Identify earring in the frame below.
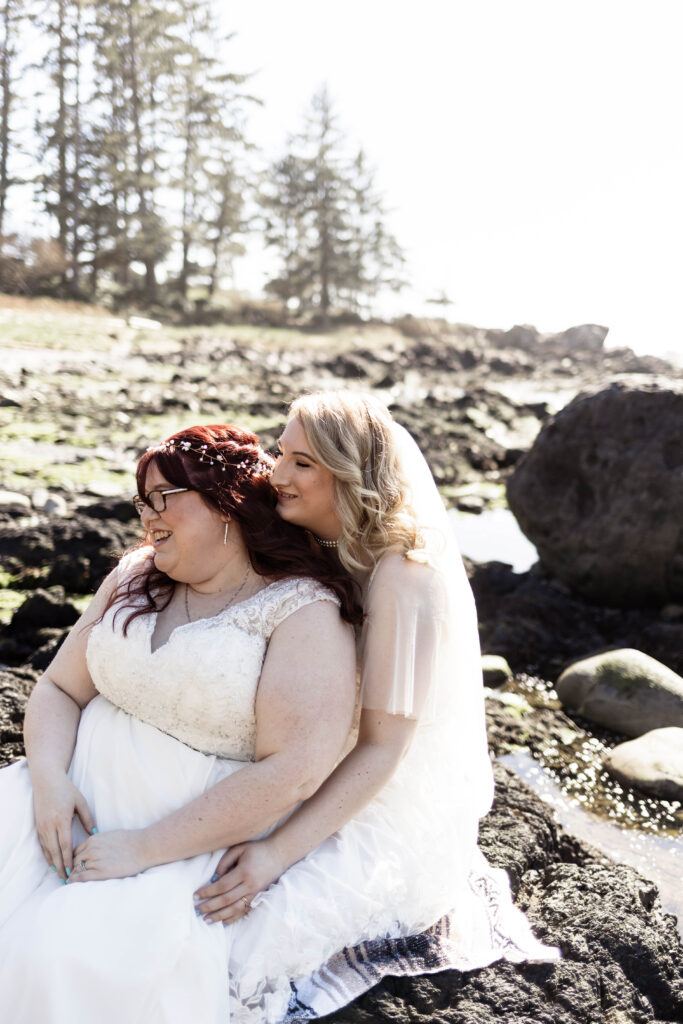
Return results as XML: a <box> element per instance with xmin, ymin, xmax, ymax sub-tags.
<box><xmin>223</xmin><ymin>520</ymin><xmax>229</xmax><ymax>546</ymax></box>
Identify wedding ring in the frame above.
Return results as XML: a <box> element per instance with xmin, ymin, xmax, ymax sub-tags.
<box><xmin>240</xmin><ymin>897</ymin><xmax>251</xmax><ymax>911</ymax></box>
<box><xmin>78</xmin><ymin>860</ymin><xmax>87</xmax><ymax>871</ymax></box>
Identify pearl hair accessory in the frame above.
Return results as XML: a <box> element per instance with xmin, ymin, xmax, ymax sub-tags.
<box><xmin>147</xmin><ymin>439</ymin><xmax>273</xmax><ymax>476</ymax></box>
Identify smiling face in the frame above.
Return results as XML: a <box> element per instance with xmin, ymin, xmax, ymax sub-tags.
<box><xmin>270</xmin><ymin>417</ymin><xmax>342</xmax><ymax>541</ymax></box>
<box><xmin>140</xmin><ymin>461</ymin><xmax>230</xmax><ymax>585</ymax></box>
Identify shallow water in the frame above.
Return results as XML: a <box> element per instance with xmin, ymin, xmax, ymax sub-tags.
<box><xmin>500</xmin><ymin>749</ymin><xmax>683</xmax><ymax>937</ymax></box>
<box><xmin>450</xmin><ymin>507</ymin><xmax>537</xmax><ymax>572</ymax></box>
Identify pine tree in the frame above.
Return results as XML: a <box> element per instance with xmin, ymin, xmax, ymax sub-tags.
<box><xmin>85</xmin><ymin>0</ymin><xmax>182</xmax><ymax>303</ymax></box>
<box><xmin>262</xmin><ymin>86</ymin><xmax>404</xmax><ymax>322</ymax></box>
<box><xmin>168</xmin><ymin>3</ymin><xmax>252</xmax><ymax>302</ymax></box>
<box><xmin>33</xmin><ymin>0</ymin><xmax>92</xmax><ymax>293</ymax></box>
<box><xmin>0</xmin><ymin>0</ymin><xmax>31</xmax><ymax>252</ymax></box>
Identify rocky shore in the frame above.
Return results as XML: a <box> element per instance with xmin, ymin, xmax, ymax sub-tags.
<box><xmin>1</xmin><ymin>303</ymin><xmax>682</xmax><ymax>1022</ymax></box>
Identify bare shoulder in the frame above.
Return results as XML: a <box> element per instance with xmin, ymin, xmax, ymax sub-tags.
<box><xmin>370</xmin><ymin>550</ymin><xmax>443</xmax><ymax>601</ymax></box>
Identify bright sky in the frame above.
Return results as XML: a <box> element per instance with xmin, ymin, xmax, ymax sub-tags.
<box><xmin>222</xmin><ymin>0</ymin><xmax>683</xmax><ymax>362</ymax></box>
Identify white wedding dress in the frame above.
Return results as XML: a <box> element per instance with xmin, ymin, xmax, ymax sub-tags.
<box><xmin>0</xmin><ymin>547</ymin><xmax>557</xmax><ymax>1024</ymax></box>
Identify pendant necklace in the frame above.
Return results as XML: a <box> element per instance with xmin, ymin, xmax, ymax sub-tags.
<box><xmin>185</xmin><ymin>564</ymin><xmax>251</xmax><ymax>623</ymax></box>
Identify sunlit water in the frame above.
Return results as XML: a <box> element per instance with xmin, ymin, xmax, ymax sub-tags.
<box><xmin>499</xmin><ymin>750</ymin><xmax>683</xmax><ymax>936</ymax></box>
<box><xmin>451</xmin><ymin>510</ymin><xmax>683</xmax><ymax>933</ymax></box>
<box><xmin>449</xmin><ymin>507</ymin><xmax>538</xmax><ymax>573</ymax></box>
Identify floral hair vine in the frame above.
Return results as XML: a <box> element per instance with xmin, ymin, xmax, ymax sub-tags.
<box><xmin>147</xmin><ymin>439</ymin><xmax>274</xmax><ymax>476</ymax></box>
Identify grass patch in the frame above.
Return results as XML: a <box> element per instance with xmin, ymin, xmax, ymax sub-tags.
<box><xmin>0</xmin><ymin>303</ymin><xmax>126</xmax><ymax>350</ymax></box>
<box><xmin>0</xmin><ymin>588</ymin><xmax>25</xmax><ymax>624</ymax></box>
<box><xmin>1</xmin><ymin>457</ymin><xmax>134</xmax><ymax>496</ymax></box>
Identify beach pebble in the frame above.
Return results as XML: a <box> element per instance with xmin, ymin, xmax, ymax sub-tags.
<box><xmin>0</xmin><ymin>489</ymin><xmax>31</xmax><ymax>510</ymax></box>
<box><xmin>481</xmin><ymin>654</ymin><xmax>513</xmax><ymax>687</ymax></box>
<box><xmin>556</xmin><ymin>648</ymin><xmax>683</xmax><ymax>737</ymax></box>
<box><xmin>32</xmin><ymin>488</ymin><xmax>68</xmax><ymax>516</ymax></box>
<box><xmin>603</xmin><ymin>727</ymin><xmax>683</xmax><ymax>800</ymax></box>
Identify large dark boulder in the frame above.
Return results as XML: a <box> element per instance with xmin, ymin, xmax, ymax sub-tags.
<box><xmin>506</xmin><ymin>380</ymin><xmax>683</xmax><ymax>605</ymax></box>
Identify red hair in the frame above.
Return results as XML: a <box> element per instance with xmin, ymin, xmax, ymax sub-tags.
<box><xmin>104</xmin><ymin>423</ymin><xmax>362</xmax><ymax>629</ymax></box>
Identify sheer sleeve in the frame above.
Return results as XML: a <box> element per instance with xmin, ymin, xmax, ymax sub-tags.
<box><xmin>357</xmin><ymin>423</ymin><xmax>494</xmax><ymax>819</ymax></box>
<box><xmin>359</xmin><ymin>553</ymin><xmax>447</xmax><ymax>719</ymax></box>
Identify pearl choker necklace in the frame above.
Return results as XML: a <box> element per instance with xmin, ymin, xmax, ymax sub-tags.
<box><xmin>314</xmin><ymin>535</ymin><xmax>339</xmax><ymax>548</ymax></box>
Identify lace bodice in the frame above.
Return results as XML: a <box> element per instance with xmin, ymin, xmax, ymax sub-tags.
<box><xmin>86</xmin><ymin>549</ymin><xmax>340</xmax><ymax>760</ymax></box>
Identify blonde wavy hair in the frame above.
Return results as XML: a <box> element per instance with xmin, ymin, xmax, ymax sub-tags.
<box><xmin>289</xmin><ymin>391</ymin><xmax>425</xmax><ymax>573</ymax></box>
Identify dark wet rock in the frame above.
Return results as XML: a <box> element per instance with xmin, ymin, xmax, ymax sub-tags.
<box><xmin>4</xmin><ymin>590</ymin><xmax>79</xmax><ymax>667</ymax></box>
<box><xmin>481</xmin><ymin>654</ymin><xmax>513</xmax><ymax>687</ymax></box>
<box><xmin>470</xmin><ymin>561</ymin><xmax>683</xmax><ymax>681</ymax></box>
<box><xmin>325</xmin><ymin>764</ymin><xmax>683</xmax><ymax>1024</ymax></box>
<box><xmin>556</xmin><ymin>650</ymin><xmax>683</xmax><ymax>737</ymax></box>
<box><xmin>0</xmin><ymin>512</ymin><xmax>138</xmax><ymax>592</ymax></box>
<box><xmin>0</xmin><ymin>666</ymin><xmax>36</xmax><ymax>767</ymax></box>
<box><xmin>10</xmin><ymin>588</ymin><xmax>80</xmax><ymax>631</ymax></box>
<box><xmin>78</xmin><ymin>497</ymin><xmax>139</xmax><ymax>524</ymax></box>
<box><xmin>603</xmin><ymin>728</ymin><xmax>683</xmax><ymax>801</ymax></box>
<box><xmin>507</xmin><ymin>380</ymin><xmax>683</xmax><ymax>606</ymax></box>
<box><xmin>28</xmin><ymin>629</ymin><xmax>69</xmax><ymax>671</ymax></box>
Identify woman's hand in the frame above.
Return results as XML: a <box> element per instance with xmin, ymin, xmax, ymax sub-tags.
<box><xmin>32</xmin><ymin>771</ymin><xmax>96</xmax><ymax>880</ymax></box>
<box><xmin>194</xmin><ymin>839</ymin><xmax>286</xmax><ymax>924</ymax></box>
<box><xmin>67</xmin><ymin>829</ymin><xmax>150</xmax><ymax>884</ymax></box>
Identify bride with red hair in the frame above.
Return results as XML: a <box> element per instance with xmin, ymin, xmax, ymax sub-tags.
<box><xmin>0</xmin><ymin>423</ymin><xmax>359</xmax><ymax>1023</ymax></box>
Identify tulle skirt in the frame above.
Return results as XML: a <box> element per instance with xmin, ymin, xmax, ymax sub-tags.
<box><xmin>0</xmin><ymin>696</ymin><xmax>558</xmax><ymax>1024</ymax></box>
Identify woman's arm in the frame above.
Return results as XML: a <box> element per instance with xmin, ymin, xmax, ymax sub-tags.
<box><xmin>194</xmin><ymin>707</ymin><xmax>416</xmax><ymax>921</ymax></box>
<box><xmin>24</xmin><ymin>568</ymin><xmax>118</xmax><ymax>877</ymax></box>
<box><xmin>68</xmin><ymin>599</ymin><xmax>357</xmax><ymax>882</ymax></box>
<box><xmin>195</xmin><ymin>554</ymin><xmax>435</xmax><ymax>922</ymax></box>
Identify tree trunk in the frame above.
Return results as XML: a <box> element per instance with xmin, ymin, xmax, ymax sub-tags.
<box><xmin>0</xmin><ymin>0</ymin><xmax>14</xmax><ymax>249</ymax></box>
<box><xmin>126</xmin><ymin>2</ymin><xmax>156</xmax><ymax>304</ymax></box>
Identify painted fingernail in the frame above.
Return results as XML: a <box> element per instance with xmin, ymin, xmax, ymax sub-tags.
<box><xmin>61</xmin><ymin>879</ymin><xmax>67</xmax><ymax>886</ymax></box>
<box><xmin>92</xmin><ymin>827</ymin><xmax>99</xmax><ymax>834</ymax></box>
<box><xmin>210</xmin><ymin>873</ymin><xmax>219</xmax><ymax>883</ymax></box>
<box><xmin>50</xmin><ymin>864</ymin><xmax>57</xmax><ymax>872</ymax></box>
<box><xmin>193</xmin><ymin>894</ymin><xmax>201</xmax><ymax>902</ymax></box>
<box><xmin>195</xmin><ymin>908</ymin><xmax>202</xmax><ymax>917</ymax></box>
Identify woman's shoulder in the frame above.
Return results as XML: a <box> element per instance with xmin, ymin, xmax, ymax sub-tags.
<box><xmin>253</xmin><ymin>575</ymin><xmax>341</xmax><ymax>636</ymax></box>
<box><xmin>370</xmin><ymin>549</ymin><xmax>441</xmax><ymax>593</ymax></box>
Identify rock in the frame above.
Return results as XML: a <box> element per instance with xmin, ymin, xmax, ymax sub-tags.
<box><xmin>481</xmin><ymin>654</ymin><xmax>513</xmax><ymax>687</ymax></box>
<box><xmin>0</xmin><ymin>512</ymin><xmax>137</xmax><ymax>592</ymax></box>
<box><xmin>10</xmin><ymin>589</ymin><xmax>81</xmax><ymax>631</ymax></box>
<box><xmin>556</xmin><ymin>649</ymin><xmax>683</xmax><ymax>737</ymax></box>
<box><xmin>324</xmin><ymin>765</ymin><xmax>683</xmax><ymax>1024</ymax></box>
<box><xmin>32</xmin><ymin>489</ymin><xmax>68</xmax><ymax>516</ymax></box>
<box><xmin>28</xmin><ymin>629</ymin><xmax>69</xmax><ymax>671</ymax></box>
<box><xmin>456</xmin><ymin>495</ymin><xmax>485</xmax><ymax>514</ymax></box>
<box><xmin>0</xmin><ymin>666</ymin><xmax>37</xmax><ymax>767</ymax></box>
<box><xmin>603</xmin><ymin>727</ymin><xmax>683</xmax><ymax>800</ymax></box>
<box><xmin>80</xmin><ymin>497</ymin><xmax>139</xmax><ymax>523</ymax></box>
<box><xmin>469</xmin><ymin>559</ymin><xmax>683</xmax><ymax>681</ymax></box>
<box><xmin>0</xmin><ymin>489</ymin><xmax>31</xmax><ymax>510</ymax></box>
<box><xmin>506</xmin><ymin>380</ymin><xmax>683</xmax><ymax>605</ymax></box>
<box><xmin>551</xmin><ymin>324</ymin><xmax>608</xmax><ymax>354</ymax></box>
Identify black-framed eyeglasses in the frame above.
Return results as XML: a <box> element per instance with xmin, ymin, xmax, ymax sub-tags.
<box><xmin>132</xmin><ymin>488</ymin><xmax>191</xmax><ymax>516</ymax></box>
